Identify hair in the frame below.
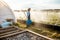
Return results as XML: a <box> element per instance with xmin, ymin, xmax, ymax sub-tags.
<box><xmin>28</xmin><ymin>8</ymin><xmax>31</xmax><ymax>11</ymax></box>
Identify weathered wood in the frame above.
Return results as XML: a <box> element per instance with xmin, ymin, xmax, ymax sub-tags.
<box><xmin>0</xmin><ymin>27</ymin><xmax>17</xmax><ymax>33</ymax></box>
<box><xmin>0</xmin><ymin>29</ymin><xmax>54</xmax><ymax>40</ymax></box>
<box><xmin>0</xmin><ymin>26</ymin><xmax>22</xmax><ymax>38</ymax></box>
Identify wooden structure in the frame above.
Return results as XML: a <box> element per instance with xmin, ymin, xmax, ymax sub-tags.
<box><xmin>0</xmin><ymin>27</ymin><xmax>54</xmax><ymax>40</ymax></box>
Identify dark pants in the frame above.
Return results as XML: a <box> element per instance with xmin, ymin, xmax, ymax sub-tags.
<box><xmin>28</xmin><ymin>15</ymin><xmax>30</xmax><ymax>20</ymax></box>
<box><xmin>26</xmin><ymin>15</ymin><xmax>31</xmax><ymax>27</ymax></box>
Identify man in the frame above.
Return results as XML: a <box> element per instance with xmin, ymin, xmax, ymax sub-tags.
<box><xmin>27</xmin><ymin>8</ymin><xmax>31</xmax><ymax>20</ymax></box>
<box><xmin>26</xmin><ymin>8</ymin><xmax>32</xmax><ymax>27</ymax></box>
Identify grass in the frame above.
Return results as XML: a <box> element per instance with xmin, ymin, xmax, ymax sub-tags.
<box><xmin>14</xmin><ymin>21</ymin><xmax>60</xmax><ymax>39</ymax></box>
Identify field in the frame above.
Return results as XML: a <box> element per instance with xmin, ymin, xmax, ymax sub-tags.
<box><xmin>14</xmin><ymin>20</ymin><xmax>60</xmax><ymax>40</ymax></box>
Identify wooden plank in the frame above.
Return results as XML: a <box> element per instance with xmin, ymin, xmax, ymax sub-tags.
<box><xmin>0</xmin><ymin>27</ymin><xmax>17</xmax><ymax>33</ymax></box>
<box><xmin>0</xmin><ymin>29</ymin><xmax>20</xmax><ymax>36</ymax></box>
<box><xmin>0</xmin><ymin>26</ymin><xmax>22</xmax><ymax>38</ymax></box>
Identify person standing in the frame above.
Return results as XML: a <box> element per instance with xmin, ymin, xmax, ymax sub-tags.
<box><xmin>26</xmin><ymin>8</ymin><xmax>32</xmax><ymax>28</ymax></box>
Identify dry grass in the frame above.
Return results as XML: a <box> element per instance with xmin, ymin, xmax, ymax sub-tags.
<box><xmin>14</xmin><ymin>21</ymin><xmax>60</xmax><ymax>39</ymax></box>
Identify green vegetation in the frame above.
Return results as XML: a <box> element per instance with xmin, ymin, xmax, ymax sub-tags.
<box><xmin>47</xmin><ymin>12</ymin><xmax>60</xmax><ymax>26</ymax></box>
<box><xmin>14</xmin><ymin>21</ymin><xmax>60</xmax><ymax>39</ymax></box>
<box><xmin>15</xmin><ymin>12</ymin><xmax>60</xmax><ymax>39</ymax></box>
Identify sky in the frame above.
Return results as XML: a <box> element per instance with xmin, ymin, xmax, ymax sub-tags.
<box><xmin>3</xmin><ymin>0</ymin><xmax>60</xmax><ymax>10</ymax></box>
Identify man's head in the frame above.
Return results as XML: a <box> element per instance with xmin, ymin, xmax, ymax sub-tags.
<box><xmin>28</xmin><ymin>8</ymin><xmax>31</xmax><ymax>11</ymax></box>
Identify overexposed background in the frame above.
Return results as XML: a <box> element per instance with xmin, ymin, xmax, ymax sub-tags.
<box><xmin>3</xmin><ymin>0</ymin><xmax>60</xmax><ymax>23</ymax></box>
